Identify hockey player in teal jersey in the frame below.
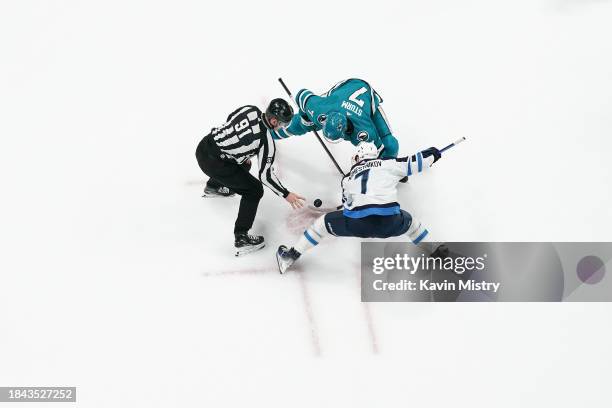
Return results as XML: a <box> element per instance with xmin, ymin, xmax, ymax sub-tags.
<box><xmin>270</xmin><ymin>78</ymin><xmax>400</xmax><ymax>159</ymax></box>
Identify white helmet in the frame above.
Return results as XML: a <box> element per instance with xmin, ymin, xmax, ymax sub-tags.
<box><xmin>352</xmin><ymin>142</ymin><xmax>379</xmax><ymax>165</ymax></box>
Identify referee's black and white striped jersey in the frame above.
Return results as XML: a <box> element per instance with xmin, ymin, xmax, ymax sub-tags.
<box><xmin>210</xmin><ymin>105</ymin><xmax>289</xmax><ymax>197</ymax></box>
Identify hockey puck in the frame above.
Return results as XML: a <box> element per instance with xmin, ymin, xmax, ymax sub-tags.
<box><xmin>313</xmin><ymin>199</ymin><xmax>322</xmax><ymax>208</ymax></box>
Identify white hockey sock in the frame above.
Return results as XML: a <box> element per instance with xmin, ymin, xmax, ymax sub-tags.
<box><xmin>294</xmin><ymin>215</ymin><xmax>330</xmax><ymax>254</ymax></box>
<box><xmin>406</xmin><ymin>217</ymin><xmax>429</xmax><ymax>244</ymax></box>
<box><xmin>405</xmin><ymin>217</ymin><xmax>437</xmax><ymax>254</ymax></box>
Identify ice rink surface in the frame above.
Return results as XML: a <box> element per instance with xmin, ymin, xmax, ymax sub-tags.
<box><xmin>1</xmin><ymin>0</ymin><xmax>612</xmax><ymax>407</ymax></box>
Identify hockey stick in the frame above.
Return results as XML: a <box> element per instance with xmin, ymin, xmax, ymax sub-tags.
<box><xmin>440</xmin><ymin>136</ymin><xmax>466</xmax><ymax>153</ymax></box>
<box><xmin>277</xmin><ymin>78</ymin><xmax>347</xmax><ymax>177</ymax></box>
<box><xmin>307</xmin><ymin>137</ymin><xmax>467</xmax><ymax>213</ymax></box>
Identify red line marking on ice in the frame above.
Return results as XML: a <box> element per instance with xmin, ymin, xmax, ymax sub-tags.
<box><xmin>201</xmin><ymin>252</ymin><xmax>322</xmax><ymax>356</ymax></box>
<box><xmin>204</xmin><ymin>265</ymin><xmax>322</xmax><ymax>356</ymax></box>
<box><xmin>362</xmin><ymin>302</ymin><xmax>379</xmax><ymax>354</ymax></box>
<box><xmin>297</xmin><ymin>271</ymin><xmax>321</xmax><ymax>356</ymax></box>
<box><xmin>185</xmin><ymin>179</ymin><xmax>206</xmax><ymax>186</ymax></box>
<box><xmin>283</xmin><ymin>210</ymin><xmax>321</xmax><ymax>356</ymax></box>
<box><xmin>355</xmin><ymin>264</ymin><xmax>379</xmax><ymax>354</ymax></box>
<box><xmin>202</xmin><ymin>267</ymin><xmax>272</xmax><ymax>277</ymax></box>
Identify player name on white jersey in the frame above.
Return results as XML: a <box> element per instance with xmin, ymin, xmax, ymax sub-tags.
<box><xmin>349</xmin><ymin>159</ymin><xmax>382</xmax><ymax>177</ymax></box>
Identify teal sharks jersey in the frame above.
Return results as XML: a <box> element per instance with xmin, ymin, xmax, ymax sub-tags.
<box><xmin>271</xmin><ymin>78</ymin><xmax>399</xmax><ymax>158</ymax></box>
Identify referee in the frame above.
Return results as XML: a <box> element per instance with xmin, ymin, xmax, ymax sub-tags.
<box><xmin>196</xmin><ymin>98</ymin><xmax>305</xmax><ymax>256</ymax></box>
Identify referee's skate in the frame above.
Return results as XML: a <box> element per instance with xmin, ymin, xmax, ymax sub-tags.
<box><xmin>202</xmin><ymin>185</ymin><xmax>235</xmax><ymax>198</ymax></box>
<box><xmin>234</xmin><ymin>233</ymin><xmax>265</xmax><ymax>257</ymax></box>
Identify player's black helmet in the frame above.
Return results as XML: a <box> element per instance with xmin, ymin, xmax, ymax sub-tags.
<box><xmin>266</xmin><ymin>98</ymin><xmax>294</xmax><ymax>126</ymax></box>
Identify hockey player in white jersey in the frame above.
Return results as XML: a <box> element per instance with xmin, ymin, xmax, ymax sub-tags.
<box><xmin>276</xmin><ymin>142</ymin><xmax>445</xmax><ymax>274</ymax></box>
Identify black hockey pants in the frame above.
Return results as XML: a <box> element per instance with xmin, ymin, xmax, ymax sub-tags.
<box><xmin>195</xmin><ymin>134</ymin><xmax>263</xmax><ymax>235</ymax></box>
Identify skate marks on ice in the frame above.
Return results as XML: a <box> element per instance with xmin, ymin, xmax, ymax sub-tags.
<box><xmin>284</xmin><ymin>207</ymin><xmax>321</xmax><ymax>235</ymax></box>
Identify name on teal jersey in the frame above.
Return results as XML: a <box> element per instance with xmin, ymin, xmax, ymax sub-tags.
<box><xmin>341</xmin><ymin>100</ymin><xmax>363</xmax><ymax>117</ymax></box>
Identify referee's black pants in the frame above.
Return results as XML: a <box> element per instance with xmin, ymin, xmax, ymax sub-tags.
<box><xmin>195</xmin><ymin>135</ymin><xmax>264</xmax><ymax>235</ymax></box>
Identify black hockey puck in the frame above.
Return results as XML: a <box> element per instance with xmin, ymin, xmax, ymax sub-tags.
<box><xmin>313</xmin><ymin>199</ymin><xmax>322</xmax><ymax>208</ymax></box>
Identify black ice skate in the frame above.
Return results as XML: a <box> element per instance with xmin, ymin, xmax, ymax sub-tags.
<box><xmin>234</xmin><ymin>233</ymin><xmax>265</xmax><ymax>257</ymax></box>
<box><xmin>276</xmin><ymin>245</ymin><xmax>301</xmax><ymax>274</ymax></box>
<box><xmin>202</xmin><ymin>185</ymin><xmax>235</xmax><ymax>198</ymax></box>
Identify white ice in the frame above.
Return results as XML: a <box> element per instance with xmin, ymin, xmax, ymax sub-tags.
<box><xmin>1</xmin><ymin>0</ymin><xmax>612</xmax><ymax>407</ymax></box>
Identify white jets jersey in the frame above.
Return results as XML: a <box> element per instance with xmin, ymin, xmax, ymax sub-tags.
<box><xmin>341</xmin><ymin>151</ymin><xmax>435</xmax><ymax>218</ymax></box>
